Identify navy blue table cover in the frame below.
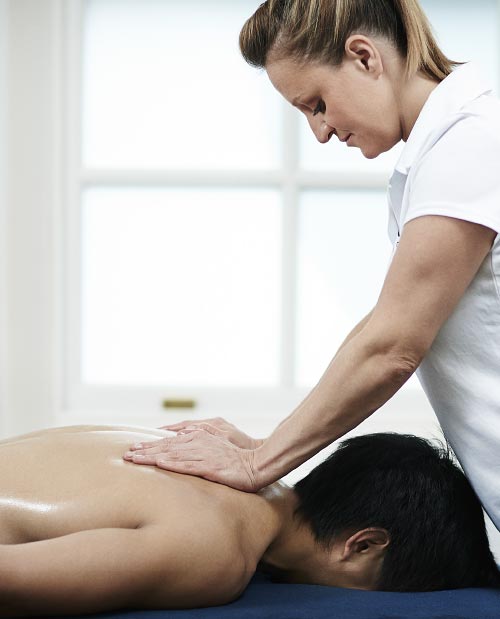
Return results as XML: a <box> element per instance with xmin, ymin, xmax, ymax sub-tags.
<box><xmin>62</xmin><ymin>572</ymin><xmax>500</xmax><ymax>619</ymax></box>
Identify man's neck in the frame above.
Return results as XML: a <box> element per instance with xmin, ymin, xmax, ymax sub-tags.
<box><xmin>257</xmin><ymin>484</ymin><xmax>323</xmax><ymax>580</ymax></box>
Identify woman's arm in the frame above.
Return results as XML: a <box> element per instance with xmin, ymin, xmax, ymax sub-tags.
<box><xmin>253</xmin><ymin>215</ymin><xmax>496</xmax><ymax>484</ymax></box>
<box><xmin>127</xmin><ymin>308</ymin><xmax>376</xmax><ymax>454</ymax></box>
<box><xmin>126</xmin><ymin>215</ymin><xmax>496</xmax><ymax>490</ymax></box>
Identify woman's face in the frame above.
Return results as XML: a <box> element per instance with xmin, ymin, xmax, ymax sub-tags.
<box><xmin>265</xmin><ymin>38</ymin><xmax>403</xmax><ymax>159</ymax></box>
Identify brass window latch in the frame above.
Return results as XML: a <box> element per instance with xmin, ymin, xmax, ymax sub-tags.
<box><xmin>162</xmin><ymin>399</ymin><xmax>197</xmax><ymax>409</ymax></box>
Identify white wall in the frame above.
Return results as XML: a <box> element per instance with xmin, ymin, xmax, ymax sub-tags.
<box><xmin>2</xmin><ymin>0</ymin><xmax>63</xmax><ymax>436</ymax></box>
<box><xmin>0</xmin><ymin>0</ymin><xmax>8</xmax><ymax>438</ymax></box>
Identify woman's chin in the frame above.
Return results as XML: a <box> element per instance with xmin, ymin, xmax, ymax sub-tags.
<box><xmin>359</xmin><ymin>142</ymin><xmax>389</xmax><ymax>159</ymax></box>
<box><xmin>359</xmin><ymin>146</ymin><xmax>379</xmax><ymax>159</ymax></box>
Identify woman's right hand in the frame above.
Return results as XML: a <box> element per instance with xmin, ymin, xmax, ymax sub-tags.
<box><xmin>140</xmin><ymin>417</ymin><xmax>264</xmax><ymax>451</ymax></box>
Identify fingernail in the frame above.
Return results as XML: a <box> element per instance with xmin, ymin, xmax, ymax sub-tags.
<box><xmin>124</xmin><ymin>451</ymin><xmax>134</xmax><ymax>458</ymax></box>
<box><xmin>133</xmin><ymin>454</ymin><xmax>146</xmax><ymax>460</ymax></box>
<box><xmin>133</xmin><ymin>443</ymin><xmax>143</xmax><ymax>449</ymax></box>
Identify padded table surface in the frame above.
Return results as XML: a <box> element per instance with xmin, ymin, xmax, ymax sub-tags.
<box><xmin>63</xmin><ymin>572</ymin><xmax>500</xmax><ymax>619</ymax></box>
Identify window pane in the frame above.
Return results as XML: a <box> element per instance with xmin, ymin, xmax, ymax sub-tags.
<box><xmin>295</xmin><ymin>190</ymin><xmax>391</xmax><ymax>387</ymax></box>
<box><xmin>300</xmin><ymin>0</ymin><xmax>499</xmax><ymax>172</ymax></box>
<box><xmin>82</xmin><ymin>0</ymin><xmax>281</xmax><ymax>170</ymax></box>
<box><xmin>421</xmin><ymin>0</ymin><xmax>499</xmax><ymax>95</ymax></box>
<box><xmin>81</xmin><ymin>188</ymin><xmax>282</xmax><ymax>386</ymax></box>
<box><xmin>300</xmin><ymin>129</ymin><xmax>404</xmax><ymax>175</ymax></box>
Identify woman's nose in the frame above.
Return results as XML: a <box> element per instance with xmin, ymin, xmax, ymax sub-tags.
<box><xmin>309</xmin><ymin>117</ymin><xmax>334</xmax><ymax>144</ymax></box>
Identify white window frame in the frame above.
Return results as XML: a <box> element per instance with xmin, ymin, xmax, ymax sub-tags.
<box><xmin>6</xmin><ymin>0</ymin><xmax>499</xmax><ymax>436</ymax></box>
<box><xmin>63</xmin><ymin>0</ymin><xmax>395</xmax><ymax>424</ymax></box>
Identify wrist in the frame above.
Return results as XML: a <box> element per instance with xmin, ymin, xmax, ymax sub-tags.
<box><xmin>251</xmin><ymin>440</ymin><xmax>283</xmax><ymax>490</ymax></box>
<box><xmin>251</xmin><ymin>437</ymin><xmax>265</xmax><ymax>450</ymax></box>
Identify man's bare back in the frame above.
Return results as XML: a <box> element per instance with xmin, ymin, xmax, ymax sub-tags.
<box><xmin>0</xmin><ymin>425</ymin><xmax>281</xmax><ymax>616</ymax></box>
<box><xmin>2</xmin><ymin>425</ymin><xmax>495</xmax><ymax>616</ymax></box>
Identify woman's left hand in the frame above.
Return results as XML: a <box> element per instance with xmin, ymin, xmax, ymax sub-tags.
<box><xmin>158</xmin><ymin>417</ymin><xmax>264</xmax><ymax>450</ymax></box>
<box><xmin>123</xmin><ymin>428</ymin><xmax>263</xmax><ymax>492</ymax></box>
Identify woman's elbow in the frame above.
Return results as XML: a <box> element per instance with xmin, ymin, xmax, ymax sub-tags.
<box><xmin>388</xmin><ymin>351</ymin><xmax>422</xmax><ymax>383</ymax></box>
<box><xmin>364</xmin><ymin>330</ymin><xmax>426</xmax><ymax>382</ymax></box>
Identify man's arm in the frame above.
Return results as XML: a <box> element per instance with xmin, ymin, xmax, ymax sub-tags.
<box><xmin>0</xmin><ymin>525</ymin><xmax>246</xmax><ymax>616</ymax></box>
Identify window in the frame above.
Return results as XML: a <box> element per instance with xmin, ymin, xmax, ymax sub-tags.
<box><xmin>64</xmin><ymin>0</ymin><xmax>500</xmax><ymax>427</ymax></box>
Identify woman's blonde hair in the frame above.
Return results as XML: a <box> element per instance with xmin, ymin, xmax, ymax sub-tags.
<box><xmin>239</xmin><ymin>0</ymin><xmax>463</xmax><ymax>81</ymax></box>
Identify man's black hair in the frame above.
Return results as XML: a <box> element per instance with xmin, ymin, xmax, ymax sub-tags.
<box><xmin>293</xmin><ymin>433</ymin><xmax>500</xmax><ymax>592</ymax></box>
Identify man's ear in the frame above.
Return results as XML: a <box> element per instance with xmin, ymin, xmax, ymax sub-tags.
<box><xmin>341</xmin><ymin>528</ymin><xmax>390</xmax><ymax>561</ymax></box>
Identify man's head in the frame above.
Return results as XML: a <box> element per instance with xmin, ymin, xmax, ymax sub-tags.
<box><xmin>292</xmin><ymin>433</ymin><xmax>500</xmax><ymax>592</ymax></box>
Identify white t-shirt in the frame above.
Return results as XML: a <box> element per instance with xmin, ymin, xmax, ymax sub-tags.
<box><xmin>387</xmin><ymin>62</ymin><xmax>500</xmax><ymax>531</ymax></box>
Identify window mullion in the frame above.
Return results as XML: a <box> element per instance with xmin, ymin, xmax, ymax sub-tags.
<box><xmin>65</xmin><ymin>0</ymin><xmax>84</xmax><ymax>413</ymax></box>
<box><xmin>498</xmin><ymin>0</ymin><xmax>500</xmax><ymax>90</ymax></box>
<box><xmin>80</xmin><ymin>169</ymin><xmax>286</xmax><ymax>188</ymax></box>
<box><xmin>280</xmin><ymin>103</ymin><xmax>300</xmax><ymax>388</ymax></box>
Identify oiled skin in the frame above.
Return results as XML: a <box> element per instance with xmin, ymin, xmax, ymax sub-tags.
<box><xmin>0</xmin><ymin>425</ymin><xmax>281</xmax><ymax>615</ymax></box>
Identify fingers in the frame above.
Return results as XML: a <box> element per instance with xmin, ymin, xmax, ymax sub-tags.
<box><xmin>158</xmin><ymin>417</ymin><xmax>228</xmax><ymax>432</ymax></box>
<box><xmin>179</xmin><ymin>423</ymin><xmax>220</xmax><ymax>437</ymax></box>
<box><xmin>125</xmin><ymin>445</ymin><xmax>165</xmax><ymax>458</ymax></box>
<box><xmin>125</xmin><ymin>436</ymin><xmax>172</xmax><ymax>457</ymax></box>
<box><xmin>123</xmin><ymin>453</ymin><xmax>159</xmax><ymax>465</ymax></box>
<box><xmin>124</xmin><ymin>431</ymin><xmax>204</xmax><ymax>461</ymax></box>
<box><xmin>159</xmin><ymin>423</ymin><xmax>222</xmax><ymax>441</ymax></box>
<box><xmin>157</xmin><ymin>420</ymin><xmax>196</xmax><ymax>431</ymax></box>
<box><xmin>124</xmin><ymin>447</ymin><xmax>204</xmax><ymax>474</ymax></box>
<box><xmin>128</xmin><ymin>436</ymin><xmax>173</xmax><ymax>451</ymax></box>
<box><xmin>129</xmin><ymin>421</ymin><xmax>217</xmax><ymax>451</ymax></box>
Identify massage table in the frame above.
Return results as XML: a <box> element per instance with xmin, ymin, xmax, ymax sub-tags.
<box><xmin>64</xmin><ymin>571</ymin><xmax>500</xmax><ymax>619</ymax></box>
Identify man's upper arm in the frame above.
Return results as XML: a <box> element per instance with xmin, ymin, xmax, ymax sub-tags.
<box><xmin>367</xmin><ymin>215</ymin><xmax>497</xmax><ymax>364</ymax></box>
<box><xmin>0</xmin><ymin>525</ymin><xmax>244</xmax><ymax>616</ymax></box>
<box><xmin>0</xmin><ymin>526</ymin><xmax>169</xmax><ymax>616</ymax></box>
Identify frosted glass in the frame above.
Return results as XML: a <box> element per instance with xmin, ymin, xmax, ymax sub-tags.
<box><xmin>296</xmin><ymin>190</ymin><xmax>391</xmax><ymax>387</ymax></box>
<box><xmin>421</xmin><ymin>0</ymin><xmax>499</xmax><ymax>95</ymax></box>
<box><xmin>300</xmin><ymin>129</ymin><xmax>403</xmax><ymax>175</ymax></box>
<box><xmin>82</xmin><ymin>0</ymin><xmax>281</xmax><ymax>169</ymax></box>
<box><xmin>300</xmin><ymin>0</ymin><xmax>499</xmax><ymax>172</ymax></box>
<box><xmin>81</xmin><ymin>188</ymin><xmax>282</xmax><ymax>386</ymax></box>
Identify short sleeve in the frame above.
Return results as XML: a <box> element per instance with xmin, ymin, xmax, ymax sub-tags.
<box><xmin>405</xmin><ymin>113</ymin><xmax>500</xmax><ymax>234</ymax></box>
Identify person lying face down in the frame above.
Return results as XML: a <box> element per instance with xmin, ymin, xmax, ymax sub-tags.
<box><xmin>0</xmin><ymin>426</ymin><xmax>497</xmax><ymax>617</ymax></box>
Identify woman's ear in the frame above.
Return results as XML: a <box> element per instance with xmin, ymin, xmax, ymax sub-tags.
<box><xmin>344</xmin><ymin>35</ymin><xmax>383</xmax><ymax>75</ymax></box>
<box><xmin>341</xmin><ymin>527</ymin><xmax>390</xmax><ymax>560</ymax></box>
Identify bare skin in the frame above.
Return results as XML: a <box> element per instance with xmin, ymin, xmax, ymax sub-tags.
<box><xmin>0</xmin><ymin>425</ymin><xmax>387</xmax><ymax>617</ymax></box>
<box><xmin>123</xmin><ymin>35</ymin><xmax>485</xmax><ymax>491</ymax></box>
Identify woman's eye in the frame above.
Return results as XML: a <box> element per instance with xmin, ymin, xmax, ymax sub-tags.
<box><xmin>312</xmin><ymin>100</ymin><xmax>325</xmax><ymax>116</ymax></box>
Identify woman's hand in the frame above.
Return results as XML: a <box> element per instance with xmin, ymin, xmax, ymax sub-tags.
<box><xmin>163</xmin><ymin>417</ymin><xmax>264</xmax><ymax>450</ymax></box>
<box><xmin>123</xmin><ymin>418</ymin><xmax>266</xmax><ymax>492</ymax></box>
<box><xmin>129</xmin><ymin>417</ymin><xmax>263</xmax><ymax>451</ymax></box>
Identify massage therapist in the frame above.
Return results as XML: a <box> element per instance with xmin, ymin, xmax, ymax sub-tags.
<box><xmin>124</xmin><ymin>0</ymin><xmax>500</xmax><ymax>532</ymax></box>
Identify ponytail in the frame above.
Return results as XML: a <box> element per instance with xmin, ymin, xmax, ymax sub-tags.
<box><xmin>239</xmin><ymin>0</ymin><xmax>463</xmax><ymax>81</ymax></box>
<box><xmin>392</xmin><ymin>0</ymin><xmax>461</xmax><ymax>80</ymax></box>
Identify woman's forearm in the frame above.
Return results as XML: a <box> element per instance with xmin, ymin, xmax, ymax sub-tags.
<box><xmin>253</xmin><ymin>328</ymin><xmax>415</xmax><ymax>486</ymax></box>
<box><xmin>265</xmin><ymin>307</ymin><xmax>375</xmax><ymax>440</ymax></box>
<box><xmin>270</xmin><ymin>308</ymin><xmax>375</xmax><ymax>437</ymax></box>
